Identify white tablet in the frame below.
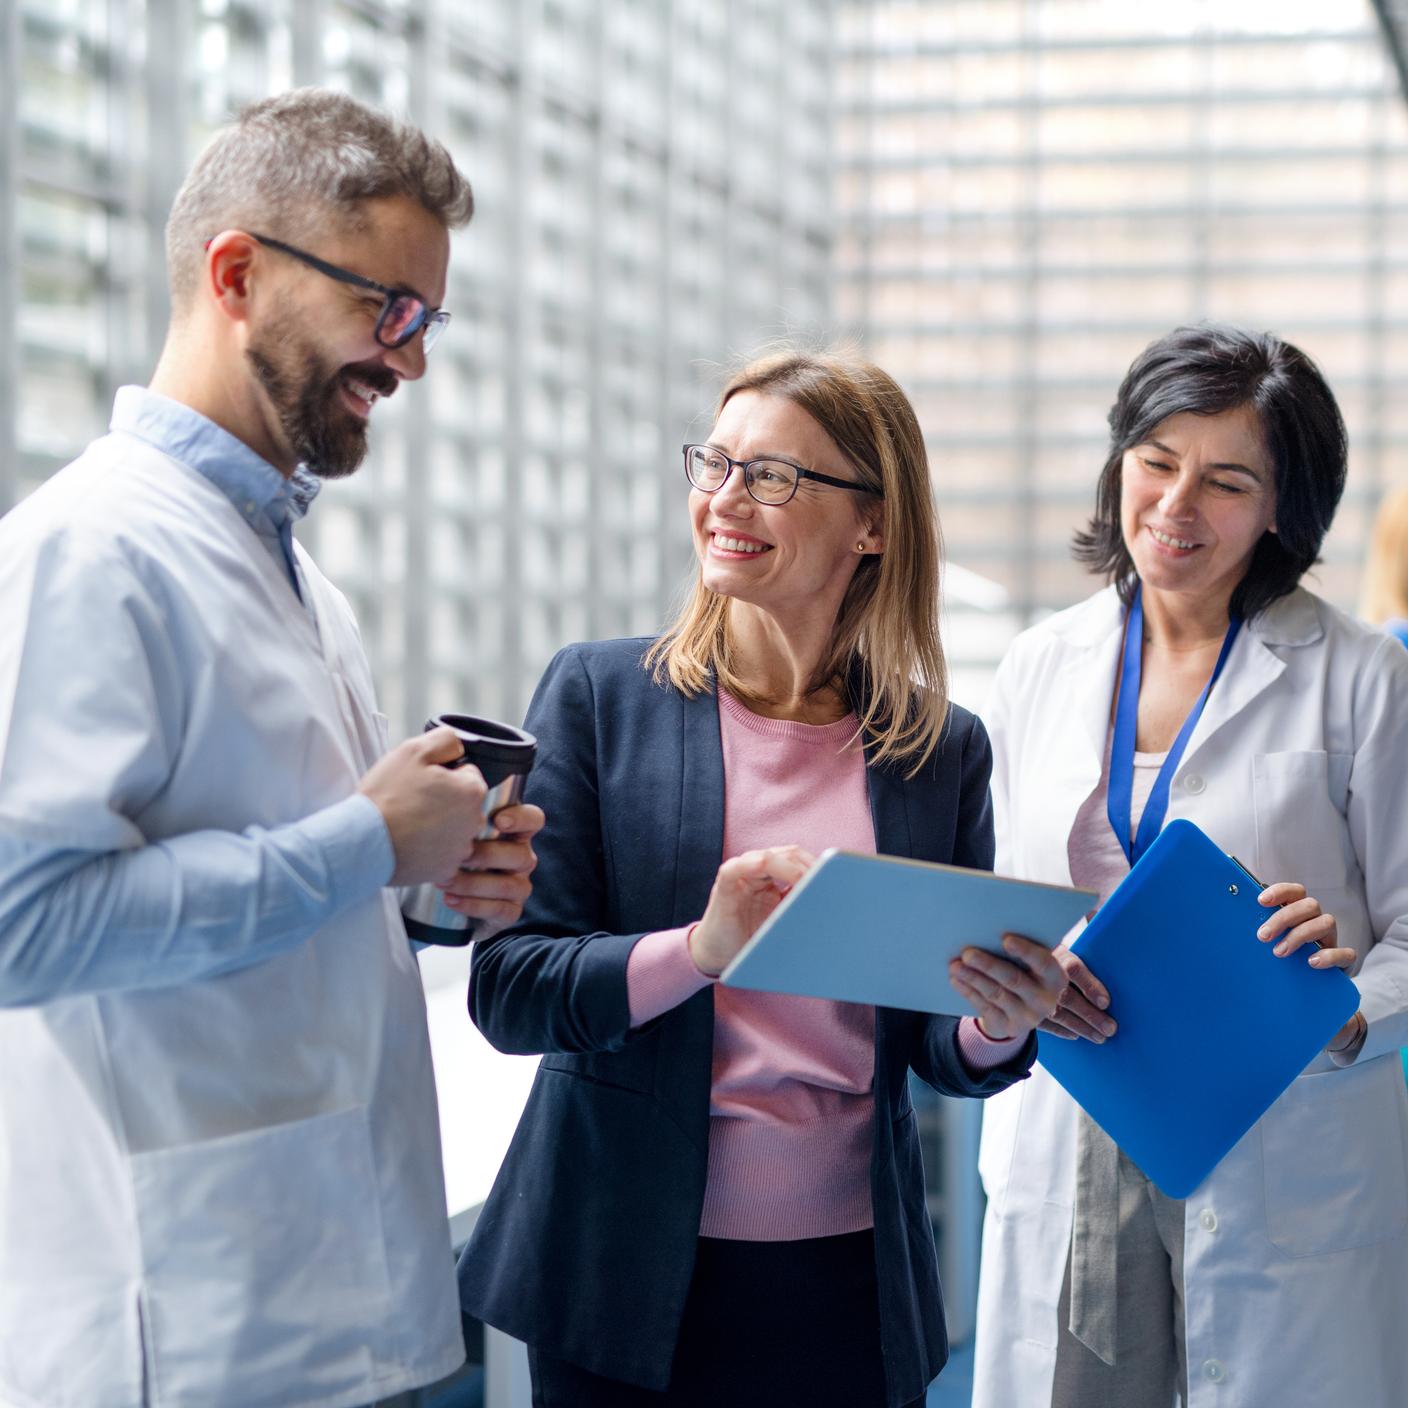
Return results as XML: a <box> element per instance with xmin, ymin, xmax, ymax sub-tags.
<box><xmin>720</xmin><ymin>849</ymin><xmax>1096</xmax><ymax>1017</ymax></box>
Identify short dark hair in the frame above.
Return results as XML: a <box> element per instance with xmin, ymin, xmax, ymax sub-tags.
<box><xmin>166</xmin><ymin>87</ymin><xmax>473</xmax><ymax>309</ymax></box>
<box><xmin>1072</xmin><ymin>323</ymin><xmax>1348</xmax><ymax>621</ymax></box>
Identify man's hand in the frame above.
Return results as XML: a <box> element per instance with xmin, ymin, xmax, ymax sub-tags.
<box><xmin>437</xmin><ymin>803</ymin><xmax>545</xmax><ymax>940</ymax></box>
<box><xmin>359</xmin><ymin>727</ymin><xmax>489</xmax><ymax>887</ymax></box>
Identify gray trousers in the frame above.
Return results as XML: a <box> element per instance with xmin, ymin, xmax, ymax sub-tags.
<box><xmin>1050</xmin><ymin>1120</ymin><xmax>1188</xmax><ymax>1408</ymax></box>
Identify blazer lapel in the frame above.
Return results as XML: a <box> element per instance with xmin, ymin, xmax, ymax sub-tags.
<box><xmin>1177</xmin><ymin>589</ymin><xmax>1318</xmax><ymax>771</ymax></box>
<box><xmin>1072</xmin><ymin>629</ymin><xmax>1124</xmax><ymax>769</ymax></box>
<box><xmin>661</xmin><ymin>683</ymin><xmax>724</xmax><ymax>1146</ymax></box>
<box><xmin>672</xmin><ymin>684</ymin><xmax>726</xmax><ymax>926</ymax></box>
<box><xmin>1057</xmin><ymin>587</ymin><xmax>1126</xmax><ymax>771</ymax></box>
<box><xmin>866</xmin><ymin>757</ymin><xmax>914</xmax><ymax>859</ymax></box>
<box><xmin>863</xmin><ymin>746</ymin><xmax>911</xmax><ymax>1080</ymax></box>
<box><xmin>1178</xmin><ymin>624</ymin><xmax>1286</xmax><ymax>771</ymax></box>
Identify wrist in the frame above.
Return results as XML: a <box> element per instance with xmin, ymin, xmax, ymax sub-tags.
<box><xmin>975</xmin><ymin>1015</ymin><xmax>1019</xmax><ymax>1043</ymax></box>
<box><xmin>1327</xmin><ymin>1010</ymin><xmax>1368</xmax><ymax>1062</ymax></box>
<box><xmin>685</xmin><ymin>921</ymin><xmax>723</xmax><ymax>979</ymax></box>
<box><xmin>1327</xmin><ymin>1010</ymin><xmax>1365</xmax><ymax>1051</ymax></box>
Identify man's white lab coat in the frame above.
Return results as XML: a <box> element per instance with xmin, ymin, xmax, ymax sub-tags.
<box><xmin>0</xmin><ymin>428</ymin><xmax>464</xmax><ymax>1407</ymax></box>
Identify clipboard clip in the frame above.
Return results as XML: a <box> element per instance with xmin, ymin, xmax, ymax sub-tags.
<box><xmin>1227</xmin><ymin>853</ymin><xmax>1264</xmax><ymax>897</ymax></box>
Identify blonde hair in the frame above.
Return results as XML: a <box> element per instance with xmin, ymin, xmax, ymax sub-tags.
<box><xmin>1360</xmin><ymin>485</ymin><xmax>1408</xmax><ymax>624</ymax></box>
<box><xmin>645</xmin><ymin>348</ymin><xmax>949</xmax><ymax>776</ymax></box>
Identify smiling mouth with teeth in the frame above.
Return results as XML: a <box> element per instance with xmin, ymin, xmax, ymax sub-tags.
<box><xmin>712</xmin><ymin>533</ymin><xmax>771</xmax><ymax>555</ymax></box>
<box><xmin>343</xmin><ymin>377</ymin><xmax>382</xmax><ymax>410</ymax></box>
<box><xmin>1149</xmin><ymin>525</ymin><xmax>1199</xmax><ymax>551</ymax></box>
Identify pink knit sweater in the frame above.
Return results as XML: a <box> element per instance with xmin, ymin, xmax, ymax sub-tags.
<box><xmin>625</xmin><ymin>689</ymin><xmax>1014</xmax><ymax>1241</ymax></box>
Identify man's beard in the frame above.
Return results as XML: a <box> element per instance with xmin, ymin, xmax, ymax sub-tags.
<box><xmin>245</xmin><ymin>325</ymin><xmax>395</xmax><ymax>480</ymax></box>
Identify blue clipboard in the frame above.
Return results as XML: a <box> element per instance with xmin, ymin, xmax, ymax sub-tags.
<box><xmin>720</xmin><ymin>848</ymin><xmax>1096</xmax><ymax>1018</ymax></box>
<box><xmin>1038</xmin><ymin>818</ymin><xmax>1360</xmax><ymax>1198</ymax></box>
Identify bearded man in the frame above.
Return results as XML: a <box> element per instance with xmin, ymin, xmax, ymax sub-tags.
<box><xmin>0</xmin><ymin>89</ymin><xmax>542</xmax><ymax>1408</ymax></box>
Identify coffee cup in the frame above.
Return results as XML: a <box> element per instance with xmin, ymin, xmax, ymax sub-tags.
<box><xmin>400</xmin><ymin>713</ymin><xmax>537</xmax><ymax>946</ymax></box>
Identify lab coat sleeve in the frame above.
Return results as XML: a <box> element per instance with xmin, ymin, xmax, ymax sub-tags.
<box><xmin>1344</xmin><ymin>634</ymin><xmax>1408</xmax><ymax>1061</ymax></box>
<box><xmin>469</xmin><ymin>645</ymin><xmax>643</xmax><ymax>1056</ymax></box>
<box><xmin>0</xmin><ymin>523</ymin><xmax>177</xmax><ymax>852</ymax></box>
<box><xmin>0</xmin><ymin>526</ymin><xmax>395</xmax><ymax>1006</ymax></box>
<box><xmin>0</xmin><ymin>798</ymin><xmax>392</xmax><ymax>1006</ymax></box>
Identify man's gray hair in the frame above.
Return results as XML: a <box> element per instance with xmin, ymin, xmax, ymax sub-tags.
<box><xmin>165</xmin><ymin>87</ymin><xmax>473</xmax><ymax>309</ymax></box>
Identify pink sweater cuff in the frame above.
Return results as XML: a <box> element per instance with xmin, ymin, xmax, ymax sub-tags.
<box><xmin>626</xmin><ymin>926</ymin><xmax>715</xmax><ymax>1028</ymax></box>
<box><xmin>957</xmin><ymin>1016</ymin><xmax>1020</xmax><ymax>1071</ymax></box>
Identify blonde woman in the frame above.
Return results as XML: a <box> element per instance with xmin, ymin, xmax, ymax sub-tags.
<box><xmin>456</xmin><ymin>349</ymin><xmax>1065</xmax><ymax>1407</ymax></box>
<box><xmin>1361</xmin><ymin>484</ymin><xmax>1408</xmax><ymax>648</ymax></box>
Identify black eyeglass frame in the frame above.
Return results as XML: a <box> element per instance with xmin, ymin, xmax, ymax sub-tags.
<box><xmin>220</xmin><ymin>232</ymin><xmax>451</xmax><ymax>351</ymax></box>
<box><xmin>682</xmin><ymin>443</ymin><xmax>884</xmax><ymax>505</ymax></box>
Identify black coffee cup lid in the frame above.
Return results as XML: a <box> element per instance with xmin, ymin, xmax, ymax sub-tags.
<box><xmin>425</xmin><ymin>713</ymin><xmax>537</xmax><ymax>770</ymax></box>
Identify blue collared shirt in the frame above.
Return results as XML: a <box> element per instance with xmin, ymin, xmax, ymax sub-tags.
<box><xmin>111</xmin><ymin>385</ymin><xmax>321</xmax><ymax>604</ymax></box>
<box><xmin>0</xmin><ymin>389</ymin><xmax>395</xmax><ymax>1007</ymax></box>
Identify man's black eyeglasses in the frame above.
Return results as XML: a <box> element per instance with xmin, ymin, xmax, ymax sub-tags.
<box><xmin>212</xmin><ymin>233</ymin><xmax>451</xmax><ymax>353</ymax></box>
<box><xmin>683</xmin><ymin>444</ymin><xmax>883</xmax><ymax>506</ymax></box>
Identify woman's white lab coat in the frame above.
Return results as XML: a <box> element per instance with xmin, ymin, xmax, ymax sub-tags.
<box><xmin>972</xmin><ymin>585</ymin><xmax>1408</xmax><ymax>1408</ymax></box>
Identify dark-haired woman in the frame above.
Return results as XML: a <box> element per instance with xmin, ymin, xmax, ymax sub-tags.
<box><xmin>972</xmin><ymin>325</ymin><xmax>1408</xmax><ymax>1408</ymax></box>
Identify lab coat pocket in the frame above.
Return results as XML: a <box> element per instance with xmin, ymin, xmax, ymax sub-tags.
<box><xmin>130</xmin><ymin>1105</ymin><xmax>394</xmax><ymax>1406</ymax></box>
<box><xmin>336</xmin><ymin>661</ymin><xmax>394</xmax><ymax>772</ymax></box>
<box><xmin>540</xmin><ymin>1046</ymin><xmax>658</xmax><ymax>1096</ymax></box>
<box><xmin>1260</xmin><ymin>1059</ymin><xmax>1408</xmax><ymax>1259</ymax></box>
<box><xmin>1252</xmin><ymin>750</ymin><xmax>1352</xmax><ymax>890</ymax></box>
<box><xmin>372</xmin><ymin>709</ymin><xmax>392</xmax><ymax>753</ymax></box>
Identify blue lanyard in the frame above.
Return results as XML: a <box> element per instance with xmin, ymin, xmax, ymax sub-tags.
<box><xmin>1107</xmin><ymin>584</ymin><xmax>1241</xmax><ymax>865</ymax></box>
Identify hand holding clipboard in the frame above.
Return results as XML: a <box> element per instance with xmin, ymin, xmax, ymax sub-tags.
<box><xmin>1038</xmin><ymin>873</ymin><xmax>1359</xmax><ymax>1050</ymax></box>
<box><xmin>1037</xmin><ymin>820</ymin><xmax>1362</xmax><ymax>1198</ymax></box>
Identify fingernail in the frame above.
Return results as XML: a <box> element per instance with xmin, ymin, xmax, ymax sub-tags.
<box><xmin>1103</xmin><ymin>1021</ymin><xmax>1117</xmax><ymax>1036</ymax></box>
<box><xmin>1095</xmin><ymin>994</ymin><xmax>1109</xmax><ymax>1009</ymax></box>
<box><xmin>1309</xmin><ymin>953</ymin><xmax>1323</xmax><ymax>967</ymax></box>
<box><xmin>1274</xmin><ymin>941</ymin><xmax>1288</xmax><ymax>957</ymax></box>
<box><xmin>1092</xmin><ymin>1034</ymin><xmax>1105</xmax><ymax>1044</ymax></box>
<box><xmin>1256</xmin><ymin>925</ymin><xmax>1269</xmax><ymax>939</ymax></box>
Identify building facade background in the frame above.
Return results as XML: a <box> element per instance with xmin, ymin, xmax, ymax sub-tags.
<box><xmin>8</xmin><ymin>0</ymin><xmax>1408</xmax><ymax>723</ymax></box>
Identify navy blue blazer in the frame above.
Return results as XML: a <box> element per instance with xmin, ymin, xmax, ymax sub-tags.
<box><xmin>456</xmin><ymin>638</ymin><xmax>1035</xmax><ymax>1405</ymax></box>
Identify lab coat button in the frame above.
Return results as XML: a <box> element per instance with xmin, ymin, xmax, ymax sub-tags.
<box><xmin>1204</xmin><ymin>1359</ymin><xmax>1226</xmax><ymax>1382</ymax></box>
<box><xmin>1184</xmin><ymin>773</ymin><xmax>1206</xmax><ymax>794</ymax></box>
<box><xmin>1199</xmin><ymin>1208</ymin><xmax>1218</xmax><ymax>1232</ymax></box>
